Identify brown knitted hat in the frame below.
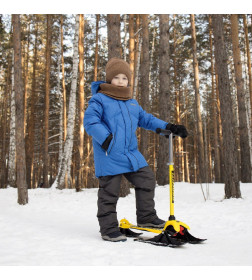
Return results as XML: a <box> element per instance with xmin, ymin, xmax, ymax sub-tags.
<box><xmin>105</xmin><ymin>57</ymin><xmax>131</xmax><ymax>85</ymax></box>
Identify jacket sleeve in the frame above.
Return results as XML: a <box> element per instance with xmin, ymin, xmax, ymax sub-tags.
<box><xmin>138</xmin><ymin>104</ymin><xmax>168</xmax><ymax>132</ymax></box>
<box><xmin>84</xmin><ymin>95</ymin><xmax>110</xmax><ymax>146</ymax></box>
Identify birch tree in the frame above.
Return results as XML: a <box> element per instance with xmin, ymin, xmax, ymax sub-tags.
<box><xmin>8</xmin><ymin>52</ymin><xmax>16</xmax><ymax>188</ymax></box>
<box><xmin>57</xmin><ymin>19</ymin><xmax>63</xmax><ymax>176</ymax></box>
<box><xmin>61</xmin><ymin>15</ymin><xmax>67</xmax><ymax>142</ymax></box>
<box><xmin>190</xmin><ymin>14</ymin><xmax>206</xmax><ymax>183</ymax></box>
<box><xmin>57</xmin><ymin>14</ymin><xmax>79</xmax><ymax>189</ymax></box>
<box><xmin>0</xmin><ymin>62</ymin><xmax>9</xmax><ymax>188</ymax></box>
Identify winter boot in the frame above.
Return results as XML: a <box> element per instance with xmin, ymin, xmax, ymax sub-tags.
<box><xmin>102</xmin><ymin>231</ymin><xmax>127</xmax><ymax>242</ymax></box>
<box><xmin>138</xmin><ymin>217</ymin><xmax>166</xmax><ymax>228</ymax></box>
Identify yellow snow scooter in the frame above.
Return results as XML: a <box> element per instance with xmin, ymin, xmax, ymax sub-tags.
<box><xmin>119</xmin><ymin>129</ymin><xmax>206</xmax><ymax>247</ymax></box>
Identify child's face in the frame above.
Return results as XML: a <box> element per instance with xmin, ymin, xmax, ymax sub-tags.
<box><xmin>111</xmin><ymin>73</ymin><xmax>129</xmax><ymax>87</ymax></box>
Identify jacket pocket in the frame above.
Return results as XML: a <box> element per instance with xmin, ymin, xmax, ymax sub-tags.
<box><xmin>106</xmin><ymin>132</ymin><xmax>116</xmax><ymax>155</ymax></box>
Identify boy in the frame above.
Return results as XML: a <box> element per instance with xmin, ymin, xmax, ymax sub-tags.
<box><xmin>84</xmin><ymin>58</ymin><xmax>187</xmax><ymax>242</ymax></box>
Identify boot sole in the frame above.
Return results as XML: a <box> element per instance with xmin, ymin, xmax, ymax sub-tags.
<box><xmin>102</xmin><ymin>236</ymin><xmax>127</xmax><ymax>242</ymax></box>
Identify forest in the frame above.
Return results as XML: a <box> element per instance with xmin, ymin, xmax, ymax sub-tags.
<box><xmin>0</xmin><ymin>14</ymin><xmax>251</xmax><ymax>204</ymax></box>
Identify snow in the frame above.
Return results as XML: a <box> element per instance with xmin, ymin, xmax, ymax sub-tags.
<box><xmin>1</xmin><ymin>182</ymin><xmax>252</xmax><ymax>273</ymax></box>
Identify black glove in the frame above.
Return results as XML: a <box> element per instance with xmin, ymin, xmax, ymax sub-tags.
<box><xmin>166</xmin><ymin>123</ymin><xmax>188</xmax><ymax>138</ymax></box>
<box><xmin>101</xmin><ymin>134</ymin><xmax>113</xmax><ymax>151</ymax></box>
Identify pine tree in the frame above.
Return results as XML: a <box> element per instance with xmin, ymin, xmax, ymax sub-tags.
<box><xmin>26</xmin><ymin>19</ymin><xmax>38</xmax><ymax>189</ymax></box>
<box><xmin>107</xmin><ymin>14</ymin><xmax>121</xmax><ymax>59</ymax></box>
<box><xmin>212</xmin><ymin>14</ymin><xmax>241</xmax><ymax>198</ymax></box>
<box><xmin>230</xmin><ymin>14</ymin><xmax>252</xmax><ymax>182</ymax></box>
<box><xmin>77</xmin><ymin>14</ymin><xmax>85</xmax><ymax>191</ymax></box>
<box><xmin>156</xmin><ymin>14</ymin><xmax>170</xmax><ymax>185</ymax></box>
<box><xmin>12</xmin><ymin>14</ymin><xmax>28</xmax><ymax>204</ymax></box>
<box><xmin>139</xmin><ymin>14</ymin><xmax>150</xmax><ymax>161</ymax></box>
<box><xmin>209</xmin><ymin>15</ymin><xmax>221</xmax><ymax>183</ymax></box>
<box><xmin>43</xmin><ymin>15</ymin><xmax>52</xmax><ymax>188</ymax></box>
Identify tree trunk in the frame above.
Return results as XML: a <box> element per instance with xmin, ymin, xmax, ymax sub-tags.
<box><xmin>149</xmin><ymin>22</ymin><xmax>157</xmax><ymax>172</ymax></box>
<box><xmin>43</xmin><ymin>15</ymin><xmax>52</xmax><ymax>188</ymax></box>
<box><xmin>107</xmin><ymin>14</ymin><xmax>130</xmax><ymax>196</ymax></box>
<box><xmin>133</xmin><ymin>35</ymin><xmax>142</xmax><ymax>100</ymax></box>
<box><xmin>133</xmin><ymin>15</ymin><xmax>141</xmax><ymax>99</ymax></box>
<box><xmin>243</xmin><ymin>15</ymin><xmax>252</xmax><ymax>125</ymax></box>
<box><xmin>173</xmin><ymin>15</ymin><xmax>184</xmax><ymax>182</ymax></box>
<box><xmin>212</xmin><ymin>14</ymin><xmax>241</xmax><ymax>198</ymax></box>
<box><xmin>156</xmin><ymin>14</ymin><xmax>170</xmax><ymax>186</ymax></box>
<box><xmin>190</xmin><ymin>14</ymin><xmax>206</xmax><ymax>183</ymax></box>
<box><xmin>139</xmin><ymin>14</ymin><xmax>150</xmax><ymax>161</ymax></box>
<box><xmin>12</xmin><ymin>14</ymin><xmax>28</xmax><ymax>204</ymax></box>
<box><xmin>129</xmin><ymin>14</ymin><xmax>135</xmax><ymax>88</ymax></box>
<box><xmin>8</xmin><ymin>52</ymin><xmax>16</xmax><ymax>187</ymax></box>
<box><xmin>119</xmin><ymin>176</ymin><xmax>131</xmax><ymax>197</ymax></box>
<box><xmin>23</xmin><ymin>22</ymin><xmax>30</xmax><ymax>137</ymax></box>
<box><xmin>54</xmin><ymin>16</ymin><xmax>64</xmax><ymax>190</ymax></box>
<box><xmin>77</xmin><ymin>14</ymin><xmax>85</xmax><ymax>191</ymax></box>
<box><xmin>26</xmin><ymin>21</ymin><xmax>38</xmax><ymax>189</ymax></box>
<box><xmin>230</xmin><ymin>14</ymin><xmax>252</xmax><ymax>182</ymax></box>
<box><xmin>107</xmin><ymin>14</ymin><xmax>121</xmax><ymax>59</ymax></box>
<box><xmin>242</xmin><ymin>14</ymin><xmax>252</xmax><ymax>171</ymax></box>
<box><xmin>215</xmin><ymin>66</ymin><xmax>225</xmax><ymax>182</ymax></box>
<box><xmin>94</xmin><ymin>14</ymin><xmax>100</xmax><ymax>82</ymax></box>
<box><xmin>61</xmin><ymin>15</ymin><xmax>67</xmax><ymax>142</ymax></box>
<box><xmin>207</xmin><ymin>120</ymin><xmax>213</xmax><ymax>182</ymax></box>
<box><xmin>209</xmin><ymin>15</ymin><xmax>221</xmax><ymax>183</ymax></box>
<box><xmin>57</xmin><ymin>14</ymin><xmax>79</xmax><ymax>189</ymax></box>
<box><xmin>0</xmin><ymin>96</ymin><xmax>7</xmax><ymax>188</ymax></box>
<box><xmin>0</xmin><ymin>53</ymin><xmax>10</xmax><ymax>189</ymax></box>
<box><xmin>184</xmin><ymin>89</ymin><xmax>190</xmax><ymax>182</ymax></box>
<box><xmin>123</xmin><ymin>14</ymin><xmax>127</xmax><ymax>60</ymax></box>
<box><xmin>193</xmin><ymin>126</ymin><xmax>198</xmax><ymax>183</ymax></box>
<box><xmin>204</xmin><ymin>120</ymin><xmax>210</xmax><ymax>183</ymax></box>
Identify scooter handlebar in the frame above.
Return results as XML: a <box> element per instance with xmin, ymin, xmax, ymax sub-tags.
<box><xmin>156</xmin><ymin>128</ymin><xmax>179</xmax><ymax>137</ymax></box>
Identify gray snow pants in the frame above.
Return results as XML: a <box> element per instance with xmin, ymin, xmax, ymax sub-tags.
<box><xmin>97</xmin><ymin>166</ymin><xmax>158</xmax><ymax>235</ymax></box>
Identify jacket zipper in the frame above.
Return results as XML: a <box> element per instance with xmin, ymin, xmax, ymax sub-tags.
<box><xmin>118</xmin><ymin>102</ymin><xmax>127</xmax><ymax>149</ymax></box>
<box><xmin>125</xmin><ymin>103</ymin><xmax>140</xmax><ymax>169</ymax></box>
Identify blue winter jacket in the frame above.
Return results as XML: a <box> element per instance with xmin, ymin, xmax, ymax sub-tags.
<box><xmin>84</xmin><ymin>81</ymin><xmax>168</xmax><ymax>177</ymax></box>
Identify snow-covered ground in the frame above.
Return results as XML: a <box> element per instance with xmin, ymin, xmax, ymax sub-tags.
<box><xmin>0</xmin><ymin>182</ymin><xmax>252</xmax><ymax>268</ymax></box>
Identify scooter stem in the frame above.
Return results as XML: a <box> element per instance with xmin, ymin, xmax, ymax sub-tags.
<box><xmin>169</xmin><ymin>133</ymin><xmax>175</xmax><ymax>220</ymax></box>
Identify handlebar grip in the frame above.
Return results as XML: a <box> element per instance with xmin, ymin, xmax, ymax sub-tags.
<box><xmin>156</xmin><ymin>128</ymin><xmax>171</xmax><ymax>136</ymax></box>
<box><xmin>156</xmin><ymin>128</ymin><xmax>180</xmax><ymax>137</ymax></box>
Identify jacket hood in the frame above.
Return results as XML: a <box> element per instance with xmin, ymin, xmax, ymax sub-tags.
<box><xmin>91</xmin><ymin>81</ymin><xmax>106</xmax><ymax>95</ymax></box>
